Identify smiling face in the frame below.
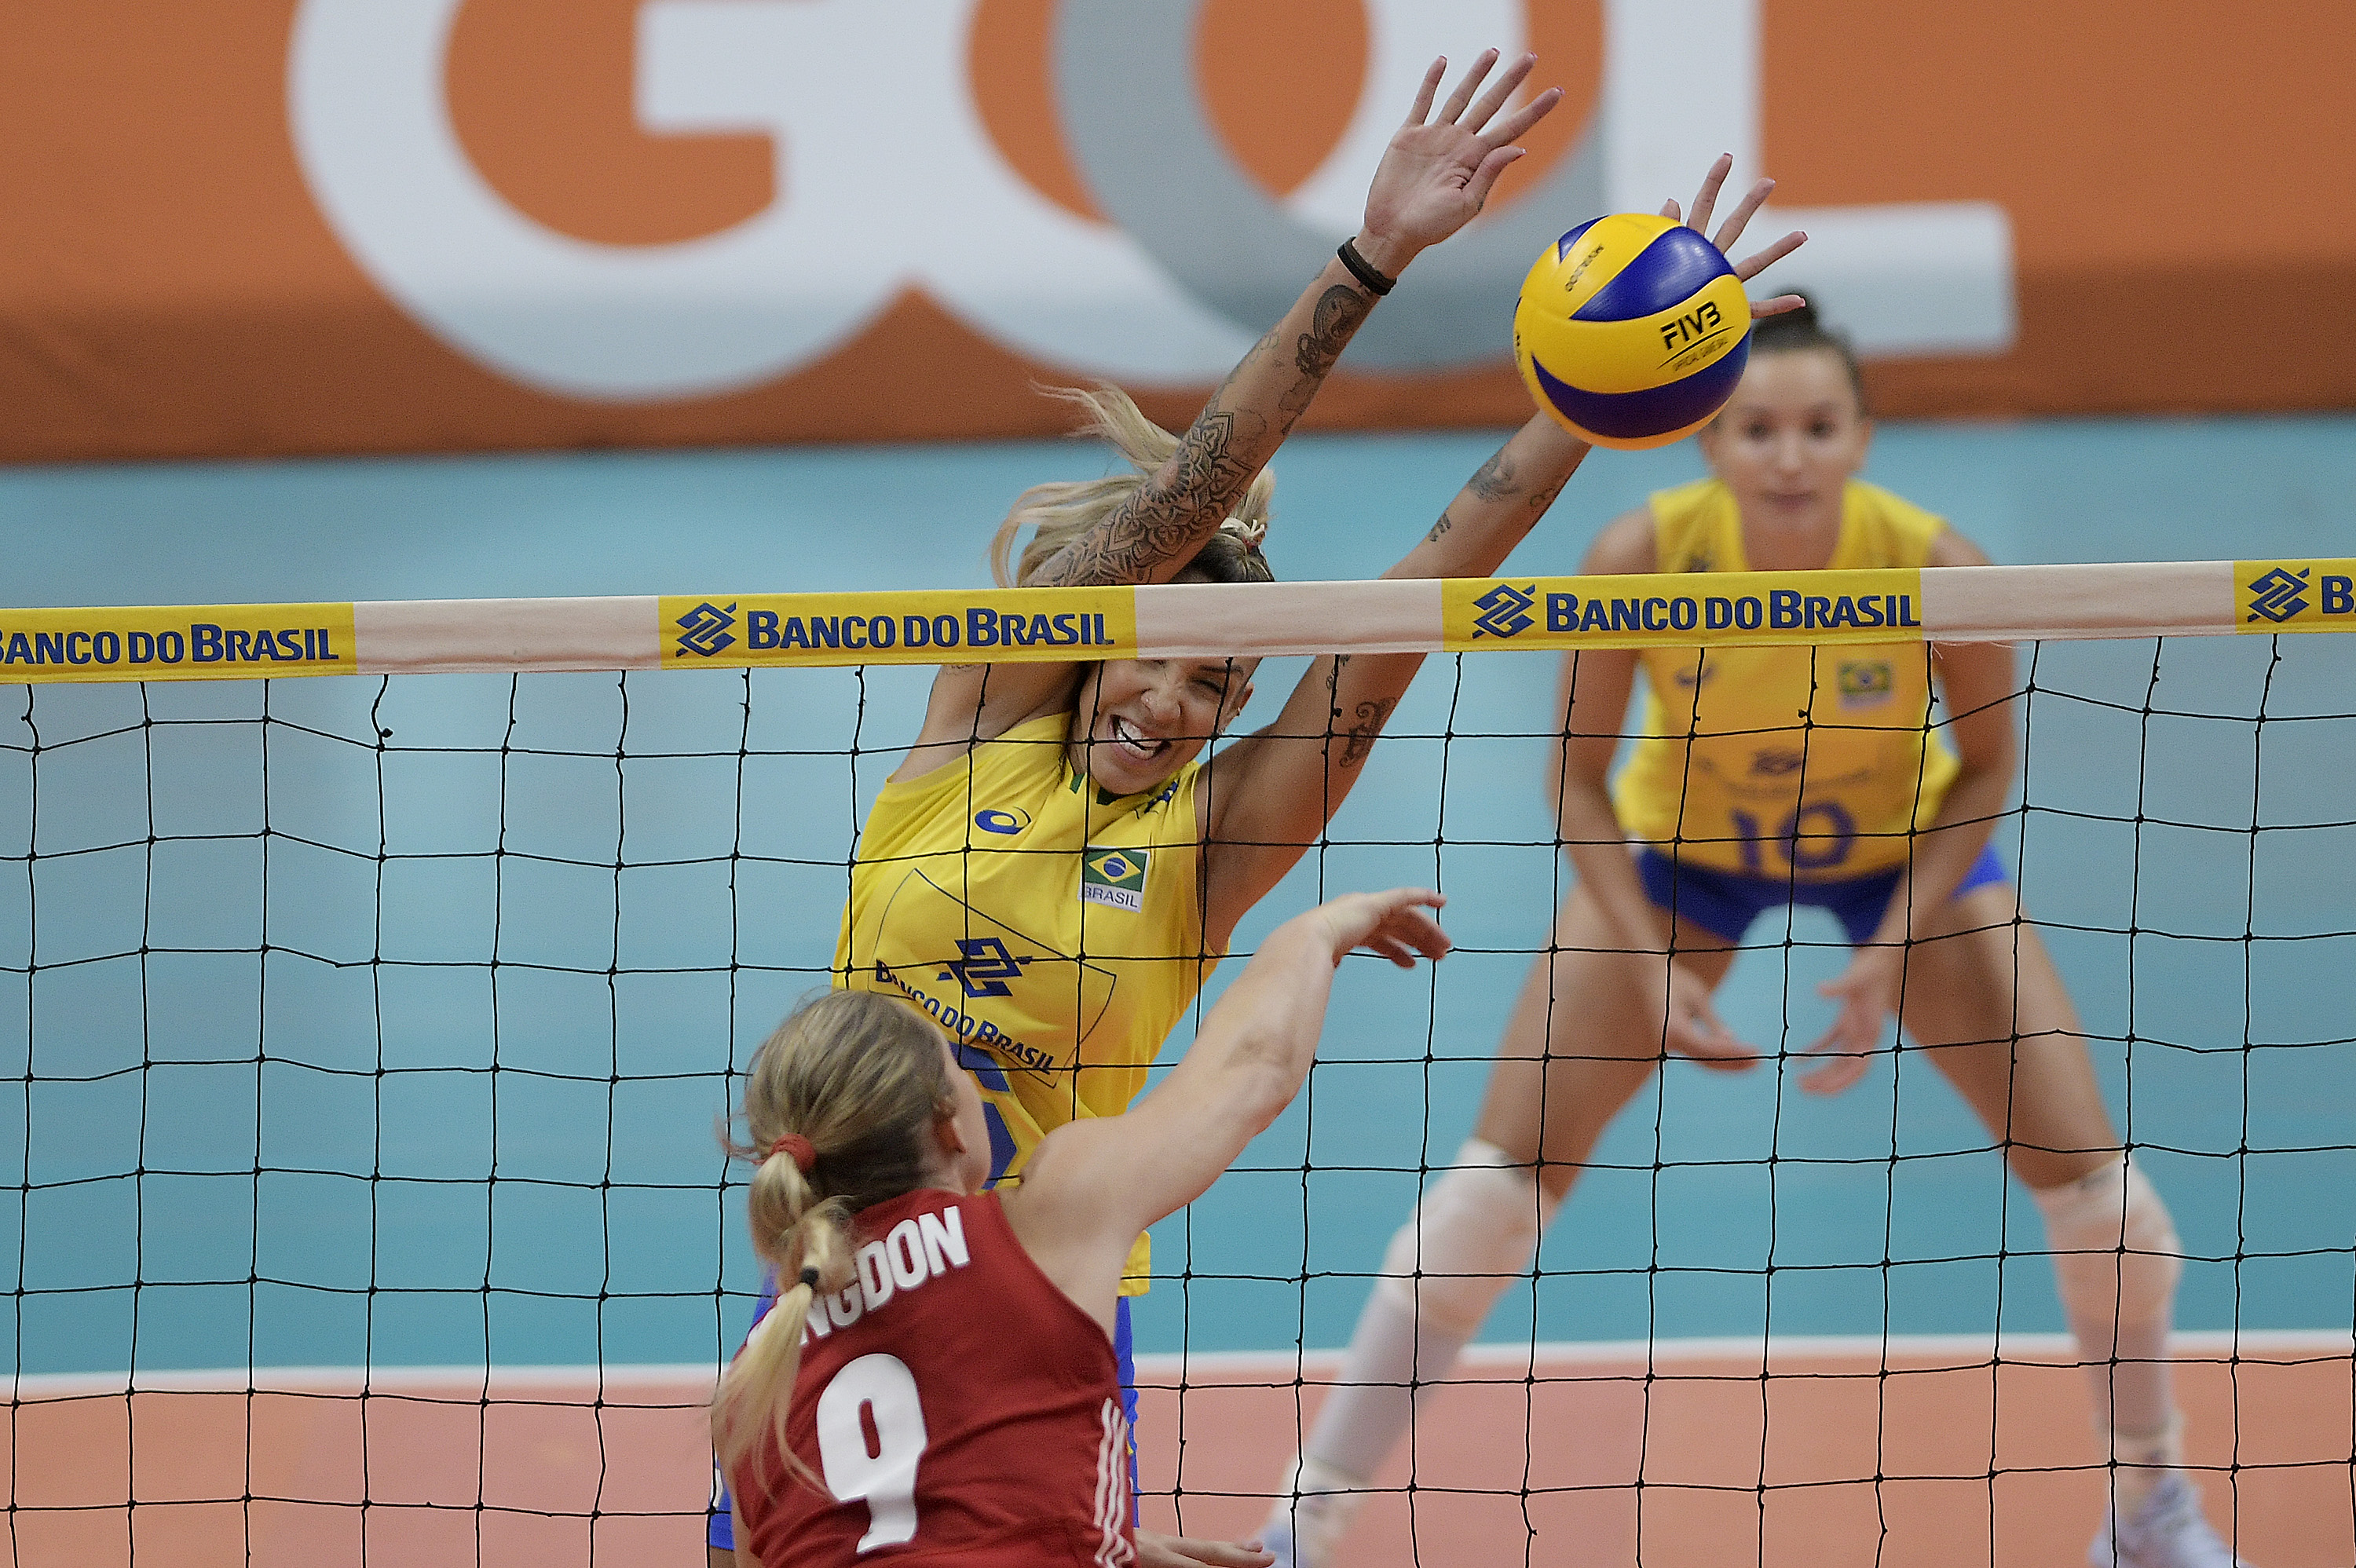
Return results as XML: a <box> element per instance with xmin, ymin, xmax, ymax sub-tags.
<box><xmin>1066</xmin><ymin>654</ymin><xmax>1257</xmax><ymax>799</ymax></box>
<box><xmin>1696</xmin><ymin>347</ymin><xmax>1873</xmax><ymax>541</ymax></box>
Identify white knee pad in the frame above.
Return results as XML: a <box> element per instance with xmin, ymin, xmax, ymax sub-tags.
<box><xmin>1374</xmin><ymin>1139</ymin><xmax>1560</xmax><ymax>1339</ymax></box>
<box><xmin>2032</xmin><ymin>1157</ymin><xmax>2182</xmax><ymax>1342</ymax></box>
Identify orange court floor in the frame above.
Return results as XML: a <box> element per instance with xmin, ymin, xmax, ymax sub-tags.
<box><xmin>4</xmin><ymin>1334</ymin><xmax>2344</xmax><ymax>1568</ymax></box>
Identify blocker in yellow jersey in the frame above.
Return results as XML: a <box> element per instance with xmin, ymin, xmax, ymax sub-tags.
<box><xmin>834</xmin><ymin>712</ymin><xmax>1212</xmax><ymax>1296</ymax></box>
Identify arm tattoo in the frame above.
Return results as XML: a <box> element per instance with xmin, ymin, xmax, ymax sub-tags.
<box><xmin>1322</xmin><ymin>656</ymin><xmax>1390</xmax><ymax>769</ymax></box>
<box><xmin>1279</xmin><ymin>285</ymin><xmax>1374</xmax><ymax>419</ymax></box>
<box><xmin>1466</xmin><ymin>448</ymin><xmax>1516</xmax><ymax>502</ymax></box>
<box><xmin>1296</xmin><ymin>285</ymin><xmax>1372</xmax><ymax>378</ymax></box>
<box><xmin>1029</xmin><ymin>408</ymin><xmax>1255</xmax><ymax>587</ymax></box>
<box><xmin>1337</xmin><ymin>698</ymin><xmax>1394</xmax><ymax>769</ymax></box>
<box><xmin>1425</xmin><ymin>507</ymin><xmax>1455</xmax><ymax>543</ymax></box>
<box><xmin>1031</xmin><ymin>276</ymin><xmax>1367</xmax><ymax>588</ymax></box>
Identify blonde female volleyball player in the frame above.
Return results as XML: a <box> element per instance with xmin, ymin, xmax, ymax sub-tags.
<box><xmin>713</xmin><ymin>886</ymin><xmax>1448</xmax><ymax>1568</ymax></box>
<box><xmin>1264</xmin><ymin>304</ymin><xmax>2249</xmax><ymax>1568</ymax></box>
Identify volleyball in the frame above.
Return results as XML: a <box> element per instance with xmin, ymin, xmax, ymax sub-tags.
<box><xmin>1513</xmin><ymin>213</ymin><xmax>1754</xmax><ymax>450</ymax></box>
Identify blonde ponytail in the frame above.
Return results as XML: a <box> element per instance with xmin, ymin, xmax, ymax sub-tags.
<box><xmin>710</xmin><ymin>1156</ymin><xmax>854</xmax><ymax>1489</ymax></box>
<box><xmin>990</xmin><ymin>384</ymin><xmax>1276</xmax><ymax>588</ymax></box>
<box><xmin>708</xmin><ymin>991</ymin><xmax>958</xmax><ymax>1500</ymax></box>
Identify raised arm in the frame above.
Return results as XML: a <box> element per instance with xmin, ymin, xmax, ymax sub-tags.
<box><xmin>897</xmin><ymin>54</ymin><xmax>1563</xmax><ymax>775</ymax></box>
<box><xmin>1005</xmin><ymin>888</ymin><xmax>1449</xmax><ymax>1322</ymax></box>
<box><xmin>1026</xmin><ymin>53</ymin><xmax>1557</xmax><ymax>590</ymax></box>
<box><xmin>1195</xmin><ymin>160</ymin><xmax>1807</xmax><ymax>945</ymax></box>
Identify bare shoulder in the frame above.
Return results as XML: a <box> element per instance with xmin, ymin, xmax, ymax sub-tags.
<box><xmin>1925</xmin><ymin>524</ymin><xmax>1994</xmax><ymax>568</ymax></box>
<box><xmin>1583</xmin><ymin>507</ymin><xmax>1659</xmax><ymax>576</ymax></box>
<box><xmin>997</xmin><ymin>1115</ymin><xmax>1136</xmax><ymax>1263</ymax></box>
<box><xmin>888</xmin><ymin>663</ymin><xmax>1079</xmax><ymax>784</ymax></box>
<box><xmin>1000</xmin><ymin>1117</ymin><xmax>1114</xmax><ymax>1229</ymax></box>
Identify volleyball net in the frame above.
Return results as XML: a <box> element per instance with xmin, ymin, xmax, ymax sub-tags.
<box><xmin>2</xmin><ymin>561</ymin><xmax>2352</xmax><ymax>1566</ymax></box>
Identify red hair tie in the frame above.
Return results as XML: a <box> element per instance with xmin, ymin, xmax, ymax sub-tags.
<box><xmin>769</xmin><ymin>1133</ymin><xmax>817</xmax><ymax>1173</ymax></box>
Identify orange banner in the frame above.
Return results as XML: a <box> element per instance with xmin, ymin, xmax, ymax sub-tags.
<box><xmin>1</xmin><ymin>0</ymin><xmax>2350</xmax><ymax>463</ymax></box>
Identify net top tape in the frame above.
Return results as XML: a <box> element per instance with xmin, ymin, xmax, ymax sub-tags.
<box><xmin>0</xmin><ymin>560</ymin><xmax>2347</xmax><ymax>682</ymax></box>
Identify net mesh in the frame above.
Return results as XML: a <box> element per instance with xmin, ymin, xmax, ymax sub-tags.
<box><xmin>2</xmin><ymin>619</ymin><xmax>2351</xmax><ymax>1566</ymax></box>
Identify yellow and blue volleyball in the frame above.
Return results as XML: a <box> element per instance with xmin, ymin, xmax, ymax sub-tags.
<box><xmin>1513</xmin><ymin>214</ymin><xmax>1753</xmax><ymax>450</ymax></box>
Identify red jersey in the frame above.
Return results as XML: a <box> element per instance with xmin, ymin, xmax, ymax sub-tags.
<box><xmin>735</xmin><ymin>1188</ymin><xmax>1135</xmax><ymax>1568</ymax></box>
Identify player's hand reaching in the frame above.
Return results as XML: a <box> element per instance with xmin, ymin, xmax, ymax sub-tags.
<box><xmin>1313</xmin><ymin>887</ymin><xmax>1450</xmax><ymax>969</ymax></box>
<box><xmin>1659</xmin><ymin>153</ymin><xmax>1809</xmax><ymax>319</ymax></box>
<box><xmin>1136</xmin><ymin>1528</ymin><xmax>1277</xmax><ymax>1568</ymax></box>
<box><xmin>1661</xmin><ymin>957</ymin><xmax>1757</xmax><ymax>1070</ymax></box>
<box><xmin>1803</xmin><ymin>941</ymin><xmax>1902</xmax><ymax>1095</ymax></box>
<box><xmin>1357</xmin><ymin>51</ymin><xmax>1563</xmax><ymax>274</ymax></box>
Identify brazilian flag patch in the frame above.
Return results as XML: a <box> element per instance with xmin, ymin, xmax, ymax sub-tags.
<box><xmin>1837</xmin><ymin>659</ymin><xmax>1894</xmax><ymax>709</ymax></box>
<box><xmin>1080</xmin><ymin>846</ymin><xmax>1149</xmax><ymax>913</ymax></box>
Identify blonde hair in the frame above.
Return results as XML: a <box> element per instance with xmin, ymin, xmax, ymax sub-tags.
<box><xmin>990</xmin><ymin>384</ymin><xmax>1277</xmax><ymax>588</ymax></box>
<box><xmin>708</xmin><ymin>990</ymin><xmax>957</xmax><ymax>1495</ymax></box>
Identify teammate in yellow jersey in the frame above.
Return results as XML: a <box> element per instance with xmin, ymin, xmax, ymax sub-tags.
<box><xmin>1265</xmin><ymin>304</ymin><xmax>2253</xmax><ymax>1568</ymax></box>
<box><xmin>705</xmin><ymin>53</ymin><xmax>1813</xmax><ymax>1568</ymax></box>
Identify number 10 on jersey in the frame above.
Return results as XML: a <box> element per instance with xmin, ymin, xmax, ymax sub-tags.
<box><xmin>1732</xmin><ymin>800</ymin><xmax>1859</xmax><ymax>875</ymax></box>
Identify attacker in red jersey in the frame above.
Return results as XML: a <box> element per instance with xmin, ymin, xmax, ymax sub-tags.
<box><xmin>712</xmin><ymin>886</ymin><xmax>1448</xmax><ymax>1568</ymax></box>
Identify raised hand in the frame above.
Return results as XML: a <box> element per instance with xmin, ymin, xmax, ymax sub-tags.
<box><xmin>1359</xmin><ymin>51</ymin><xmax>1564</xmax><ymax>274</ymax></box>
<box><xmin>1313</xmin><ymin>887</ymin><xmax>1450</xmax><ymax>970</ymax></box>
<box><xmin>1660</xmin><ymin>154</ymin><xmax>1809</xmax><ymax>318</ymax></box>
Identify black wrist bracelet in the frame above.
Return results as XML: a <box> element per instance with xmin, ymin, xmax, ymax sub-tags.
<box><xmin>1337</xmin><ymin>239</ymin><xmax>1396</xmax><ymax>297</ymax></box>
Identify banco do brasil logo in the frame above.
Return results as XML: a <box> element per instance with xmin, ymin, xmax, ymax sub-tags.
<box><xmin>675</xmin><ymin>601</ymin><xmax>737</xmax><ymax>656</ymax></box>
<box><xmin>939</xmin><ymin>938</ymin><xmax>1030</xmax><ymax>1000</ymax></box>
<box><xmin>2244</xmin><ymin>568</ymin><xmax>2309</xmax><ymax>624</ymax></box>
<box><xmin>1471</xmin><ymin>583</ymin><xmax>1538</xmax><ymax>640</ymax></box>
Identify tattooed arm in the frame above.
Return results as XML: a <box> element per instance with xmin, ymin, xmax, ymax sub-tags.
<box><xmin>1192</xmin><ymin>161</ymin><xmax>1810</xmax><ymax>938</ymax></box>
<box><xmin>1194</xmin><ymin>413</ymin><xmax>1590</xmax><ymax>945</ymax></box>
<box><xmin>1026</xmin><ymin>49</ymin><xmax>1559</xmax><ymax>592</ymax></box>
<box><xmin>1026</xmin><ymin>279</ymin><xmax>1371</xmax><ymax>592</ymax></box>
<box><xmin>891</xmin><ymin>51</ymin><xmax>1562</xmax><ymax>782</ymax></box>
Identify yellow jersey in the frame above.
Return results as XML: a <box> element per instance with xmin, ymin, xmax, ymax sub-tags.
<box><xmin>1612</xmin><ymin>478</ymin><xmax>1959</xmax><ymax>880</ymax></box>
<box><xmin>834</xmin><ymin>712</ymin><xmax>1213</xmax><ymax>1292</ymax></box>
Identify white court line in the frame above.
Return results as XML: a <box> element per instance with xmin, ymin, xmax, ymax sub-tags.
<box><xmin>9</xmin><ymin>1330</ymin><xmax>2345</xmax><ymax>1403</ymax></box>
<box><xmin>1129</xmin><ymin>1329</ymin><xmax>2352</xmax><ymax>1382</ymax></box>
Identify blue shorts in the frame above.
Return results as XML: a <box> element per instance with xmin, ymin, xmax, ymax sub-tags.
<box><xmin>1635</xmin><ymin>843</ymin><xmax>2009</xmax><ymax>948</ymax></box>
<box><xmin>708</xmin><ymin>1288</ymin><xmax>1143</xmax><ymax>1548</ymax></box>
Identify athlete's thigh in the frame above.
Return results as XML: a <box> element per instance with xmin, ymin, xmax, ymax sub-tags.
<box><xmin>1896</xmin><ymin>885</ymin><xmax>2117</xmax><ymax>1189</ymax></box>
<box><xmin>1475</xmin><ymin>883</ymin><xmax>1739</xmax><ymax>1203</ymax></box>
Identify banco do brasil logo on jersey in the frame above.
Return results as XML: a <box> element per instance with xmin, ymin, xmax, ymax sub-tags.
<box><xmin>2244</xmin><ymin>568</ymin><xmax>2309</xmax><ymax>624</ymax></box>
<box><xmin>675</xmin><ymin>601</ymin><xmax>737</xmax><ymax>656</ymax></box>
<box><xmin>939</xmin><ymin>938</ymin><xmax>1031</xmax><ymax>1000</ymax></box>
<box><xmin>1471</xmin><ymin>583</ymin><xmax>1538</xmax><ymax>640</ymax></box>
